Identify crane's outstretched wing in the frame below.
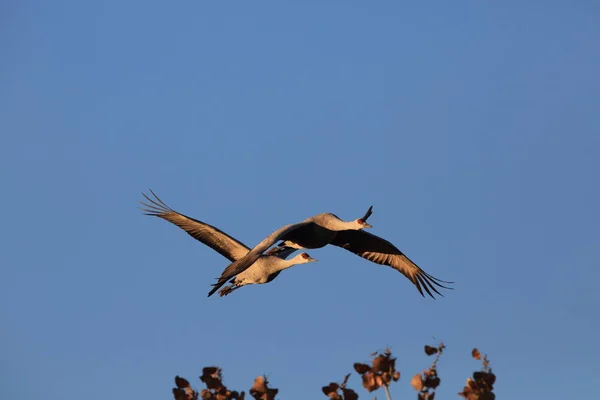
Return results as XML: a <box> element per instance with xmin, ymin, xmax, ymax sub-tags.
<box><xmin>140</xmin><ymin>190</ymin><xmax>250</xmax><ymax>261</ymax></box>
<box><xmin>329</xmin><ymin>230</ymin><xmax>453</xmax><ymax>299</ymax></box>
<box><xmin>264</xmin><ymin>246</ymin><xmax>298</xmax><ymax>259</ymax></box>
<box><xmin>207</xmin><ymin>221</ymin><xmax>315</xmax><ymax>297</ymax></box>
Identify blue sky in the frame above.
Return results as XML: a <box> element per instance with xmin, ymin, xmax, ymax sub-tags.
<box><xmin>1</xmin><ymin>1</ymin><xmax>599</xmax><ymax>399</ymax></box>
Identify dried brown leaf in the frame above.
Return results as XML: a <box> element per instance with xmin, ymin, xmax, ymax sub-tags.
<box><xmin>354</xmin><ymin>363</ymin><xmax>371</xmax><ymax>375</ymax></box>
<box><xmin>341</xmin><ymin>388</ymin><xmax>358</xmax><ymax>400</ymax></box>
<box><xmin>176</xmin><ymin>376</ymin><xmax>191</xmax><ymax>389</ymax></box>
<box><xmin>411</xmin><ymin>374</ymin><xmax>423</xmax><ymax>391</ymax></box>
<box><xmin>467</xmin><ymin>377</ymin><xmax>478</xmax><ymax>390</ymax></box>
<box><xmin>424</xmin><ymin>376</ymin><xmax>440</xmax><ymax>389</ymax></box>
<box><xmin>361</xmin><ymin>372</ymin><xmax>379</xmax><ymax>392</ymax></box>
<box><xmin>392</xmin><ymin>371</ymin><xmax>400</xmax><ymax>382</ymax></box>
<box><xmin>173</xmin><ymin>388</ymin><xmax>191</xmax><ymax>400</ymax></box>
<box><xmin>204</xmin><ymin>378</ymin><xmax>223</xmax><ymax>391</ymax></box>
<box><xmin>486</xmin><ymin>372</ymin><xmax>496</xmax><ymax>386</ymax></box>
<box><xmin>200</xmin><ymin>368</ymin><xmax>223</xmax><ymax>391</ymax></box>
<box><xmin>203</xmin><ymin>367</ymin><xmax>220</xmax><ymax>376</ymax></box>
<box><xmin>372</xmin><ymin>355</ymin><xmax>393</xmax><ymax>373</ymax></box>
<box><xmin>250</xmin><ymin>376</ymin><xmax>267</xmax><ymax>395</ymax></box>
<box><xmin>322</xmin><ymin>383</ymin><xmax>339</xmax><ymax>397</ymax></box>
<box><xmin>473</xmin><ymin>372</ymin><xmax>486</xmax><ymax>384</ymax></box>
<box><xmin>472</xmin><ymin>348</ymin><xmax>481</xmax><ymax>360</ymax></box>
<box><xmin>249</xmin><ymin>376</ymin><xmax>278</xmax><ymax>400</ymax></box>
<box><xmin>266</xmin><ymin>389</ymin><xmax>278</xmax><ymax>400</ymax></box>
<box><xmin>424</xmin><ymin>346</ymin><xmax>438</xmax><ymax>356</ymax></box>
<box><xmin>172</xmin><ymin>388</ymin><xmax>182</xmax><ymax>400</ymax></box>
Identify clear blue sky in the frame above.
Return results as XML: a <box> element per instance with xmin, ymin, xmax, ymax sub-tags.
<box><xmin>1</xmin><ymin>1</ymin><xmax>599</xmax><ymax>399</ymax></box>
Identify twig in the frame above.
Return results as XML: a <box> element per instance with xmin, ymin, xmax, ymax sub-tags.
<box><xmin>383</xmin><ymin>384</ymin><xmax>392</xmax><ymax>400</ymax></box>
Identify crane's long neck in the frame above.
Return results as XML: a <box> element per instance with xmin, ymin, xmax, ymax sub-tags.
<box><xmin>267</xmin><ymin>257</ymin><xmax>298</xmax><ymax>274</ymax></box>
<box><xmin>309</xmin><ymin>213</ymin><xmax>357</xmax><ymax>231</ymax></box>
<box><xmin>328</xmin><ymin>219</ymin><xmax>357</xmax><ymax>231</ymax></box>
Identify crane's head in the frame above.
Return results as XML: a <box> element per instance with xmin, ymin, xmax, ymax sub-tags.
<box><xmin>294</xmin><ymin>252</ymin><xmax>318</xmax><ymax>264</ymax></box>
<box><xmin>354</xmin><ymin>218</ymin><xmax>373</xmax><ymax>229</ymax></box>
<box><xmin>352</xmin><ymin>205</ymin><xmax>374</xmax><ymax>229</ymax></box>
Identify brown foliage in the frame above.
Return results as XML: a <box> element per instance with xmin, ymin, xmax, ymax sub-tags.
<box><xmin>249</xmin><ymin>376</ymin><xmax>278</xmax><ymax>400</ymax></box>
<box><xmin>173</xmin><ymin>376</ymin><xmax>199</xmax><ymax>400</ymax></box>
<box><xmin>172</xmin><ymin>344</ymin><xmax>496</xmax><ymax>400</ymax></box>
<box><xmin>352</xmin><ymin>348</ymin><xmax>400</xmax><ymax>398</ymax></box>
<box><xmin>410</xmin><ymin>343</ymin><xmax>445</xmax><ymax>400</ymax></box>
<box><xmin>458</xmin><ymin>348</ymin><xmax>496</xmax><ymax>400</ymax></box>
<box><xmin>322</xmin><ymin>373</ymin><xmax>359</xmax><ymax>400</ymax></box>
<box><xmin>172</xmin><ymin>367</ymin><xmax>244</xmax><ymax>400</ymax></box>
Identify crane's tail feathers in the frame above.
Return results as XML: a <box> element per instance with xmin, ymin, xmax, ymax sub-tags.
<box><xmin>207</xmin><ymin>278</ymin><xmax>228</xmax><ymax>297</ymax></box>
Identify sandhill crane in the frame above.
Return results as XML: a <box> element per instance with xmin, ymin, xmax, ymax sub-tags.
<box><xmin>209</xmin><ymin>207</ymin><xmax>452</xmax><ymax>299</ymax></box>
<box><xmin>208</xmin><ymin>207</ymin><xmax>375</xmax><ymax>297</ymax></box>
<box><xmin>219</xmin><ymin>250</ymin><xmax>317</xmax><ymax>296</ymax></box>
<box><xmin>139</xmin><ymin>190</ymin><xmax>318</xmax><ymax>295</ymax></box>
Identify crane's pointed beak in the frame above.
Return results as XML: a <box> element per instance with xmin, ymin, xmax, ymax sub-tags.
<box><xmin>308</xmin><ymin>257</ymin><xmax>318</xmax><ymax>263</ymax></box>
<box><xmin>362</xmin><ymin>222</ymin><xmax>373</xmax><ymax>229</ymax></box>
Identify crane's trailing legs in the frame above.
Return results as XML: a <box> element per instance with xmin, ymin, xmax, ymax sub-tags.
<box><xmin>218</xmin><ymin>284</ymin><xmax>241</xmax><ymax>297</ymax></box>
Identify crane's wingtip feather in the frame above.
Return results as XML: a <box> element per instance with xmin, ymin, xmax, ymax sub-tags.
<box><xmin>414</xmin><ymin>278</ymin><xmax>425</xmax><ymax>297</ymax></box>
<box><xmin>416</xmin><ymin>275</ymin><xmax>435</xmax><ymax>298</ymax></box>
